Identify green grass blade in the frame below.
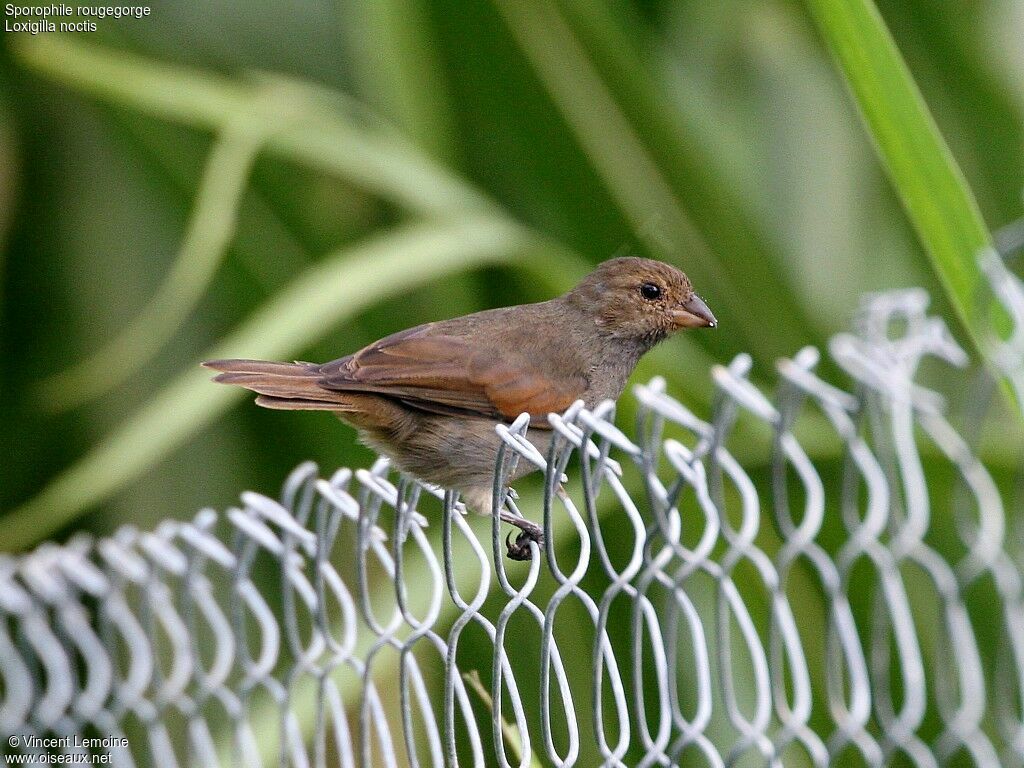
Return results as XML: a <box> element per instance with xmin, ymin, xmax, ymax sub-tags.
<box><xmin>462</xmin><ymin>670</ymin><xmax>543</xmax><ymax>767</ymax></box>
<box><xmin>802</xmin><ymin>0</ymin><xmax>997</xmax><ymax>360</ymax></box>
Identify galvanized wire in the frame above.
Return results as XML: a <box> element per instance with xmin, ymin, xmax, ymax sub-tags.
<box><xmin>3</xmin><ymin>260</ymin><xmax>1024</xmax><ymax>767</ymax></box>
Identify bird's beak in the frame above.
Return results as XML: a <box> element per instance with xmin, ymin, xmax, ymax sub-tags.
<box><xmin>670</xmin><ymin>294</ymin><xmax>717</xmax><ymax>328</ymax></box>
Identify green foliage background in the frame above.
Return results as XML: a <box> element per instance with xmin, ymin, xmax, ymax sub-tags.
<box><xmin>0</xmin><ymin>0</ymin><xmax>1022</xmax><ymax>764</ymax></box>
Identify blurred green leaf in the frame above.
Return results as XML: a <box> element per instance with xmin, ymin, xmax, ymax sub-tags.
<box><xmin>10</xmin><ymin>34</ymin><xmax>489</xmax><ymax>218</ymax></box>
<box><xmin>343</xmin><ymin>0</ymin><xmax>455</xmax><ymax>161</ymax></box>
<box><xmin>37</xmin><ymin>115</ymin><xmax>269</xmax><ymax>410</ymax></box>
<box><xmin>0</xmin><ymin>94</ymin><xmax>17</xmax><ymax>325</ymax></box>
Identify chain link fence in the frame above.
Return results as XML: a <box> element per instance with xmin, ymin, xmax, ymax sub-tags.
<box><xmin>3</xmin><ymin>252</ymin><xmax>1024</xmax><ymax>767</ymax></box>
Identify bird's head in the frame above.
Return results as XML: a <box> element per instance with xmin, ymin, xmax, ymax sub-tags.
<box><xmin>568</xmin><ymin>257</ymin><xmax>716</xmax><ymax>345</ymax></box>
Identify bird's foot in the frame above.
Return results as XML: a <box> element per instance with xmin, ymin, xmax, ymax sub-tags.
<box><xmin>499</xmin><ymin>512</ymin><xmax>544</xmax><ymax>561</ymax></box>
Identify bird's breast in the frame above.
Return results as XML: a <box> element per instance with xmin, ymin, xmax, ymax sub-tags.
<box><xmin>580</xmin><ymin>337</ymin><xmax>646</xmax><ymax>406</ymax></box>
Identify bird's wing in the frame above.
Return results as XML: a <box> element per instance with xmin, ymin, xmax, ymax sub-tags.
<box><xmin>316</xmin><ymin>325</ymin><xmax>586</xmax><ymax>423</ymax></box>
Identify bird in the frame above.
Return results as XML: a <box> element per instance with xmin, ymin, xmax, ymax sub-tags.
<box><xmin>204</xmin><ymin>257</ymin><xmax>715</xmax><ymax>559</ymax></box>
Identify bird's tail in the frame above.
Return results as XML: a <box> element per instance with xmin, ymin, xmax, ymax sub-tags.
<box><xmin>203</xmin><ymin>359</ymin><xmax>348</xmax><ymax>411</ymax></box>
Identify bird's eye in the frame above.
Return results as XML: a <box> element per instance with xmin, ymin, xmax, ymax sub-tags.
<box><xmin>639</xmin><ymin>283</ymin><xmax>662</xmax><ymax>301</ymax></box>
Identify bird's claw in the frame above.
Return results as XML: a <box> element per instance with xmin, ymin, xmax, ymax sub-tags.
<box><xmin>504</xmin><ymin>530</ymin><xmax>532</xmax><ymax>561</ymax></box>
<box><xmin>504</xmin><ymin>520</ymin><xmax>544</xmax><ymax>561</ymax></box>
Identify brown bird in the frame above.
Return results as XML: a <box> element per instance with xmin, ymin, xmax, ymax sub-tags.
<box><xmin>204</xmin><ymin>257</ymin><xmax>715</xmax><ymax>559</ymax></box>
